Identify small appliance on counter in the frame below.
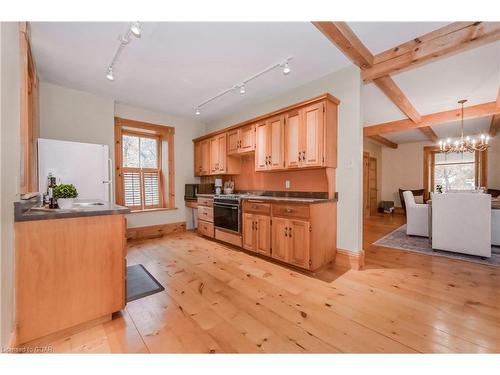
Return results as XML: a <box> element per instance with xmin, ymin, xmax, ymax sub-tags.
<box><xmin>184</xmin><ymin>183</ymin><xmax>199</xmax><ymax>201</ymax></box>
<box><xmin>215</xmin><ymin>178</ymin><xmax>223</xmax><ymax>195</ymax></box>
<box><xmin>223</xmin><ymin>180</ymin><xmax>234</xmax><ymax>195</ymax></box>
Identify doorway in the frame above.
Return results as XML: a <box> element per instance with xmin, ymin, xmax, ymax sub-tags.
<box><xmin>363</xmin><ymin>152</ymin><xmax>378</xmax><ymax>217</ymax></box>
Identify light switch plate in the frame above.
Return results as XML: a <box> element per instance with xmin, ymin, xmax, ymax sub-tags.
<box><xmin>285</xmin><ymin>180</ymin><xmax>290</xmax><ymax>189</ymax></box>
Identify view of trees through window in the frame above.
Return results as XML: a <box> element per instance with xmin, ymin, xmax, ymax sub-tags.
<box><xmin>122</xmin><ymin>134</ymin><xmax>158</xmax><ymax>169</ymax></box>
<box><xmin>434</xmin><ymin>151</ymin><xmax>475</xmax><ymax>191</ymax></box>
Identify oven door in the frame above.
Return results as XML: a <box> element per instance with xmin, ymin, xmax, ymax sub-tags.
<box><xmin>213</xmin><ymin>202</ymin><xmax>240</xmax><ymax>233</ymax></box>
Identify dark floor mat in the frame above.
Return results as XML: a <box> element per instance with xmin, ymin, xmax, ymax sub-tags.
<box><xmin>126</xmin><ymin>264</ymin><xmax>165</xmax><ymax>302</ymax></box>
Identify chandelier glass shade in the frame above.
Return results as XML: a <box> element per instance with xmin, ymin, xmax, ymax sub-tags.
<box><xmin>438</xmin><ymin>99</ymin><xmax>490</xmax><ymax>153</ymax></box>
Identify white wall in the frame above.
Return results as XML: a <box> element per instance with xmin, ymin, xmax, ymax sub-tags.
<box><xmin>206</xmin><ymin>65</ymin><xmax>364</xmax><ymax>253</ymax></box>
<box><xmin>39</xmin><ymin>82</ymin><xmax>205</xmax><ymax>230</ymax></box>
<box><xmin>114</xmin><ymin>103</ymin><xmax>204</xmax><ymax>229</ymax></box>
<box><xmin>381</xmin><ymin>141</ymin><xmax>432</xmax><ymax>207</ymax></box>
<box><xmin>0</xmin><ymin>22</ymin><xmax>21</xmax><ymax>348</ymax></box>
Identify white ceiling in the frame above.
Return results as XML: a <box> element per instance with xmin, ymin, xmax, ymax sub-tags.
<box><xmin>30</xmin><ymin>22</ymin><xmax>352</xmax><ymax>124</ymax></box>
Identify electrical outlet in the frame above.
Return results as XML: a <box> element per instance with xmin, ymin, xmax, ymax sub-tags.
<box><xmin>285</xmin><ymin>180</ymin><xmax>290</xmax><ymax>189</ymax></box>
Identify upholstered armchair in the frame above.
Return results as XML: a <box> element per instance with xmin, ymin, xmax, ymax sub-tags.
<box><xmin>432</xmin><ymin>193</ymin><xmax>491</xmax><ymax>257</ymax></box>
<box><xmin>398</xmin><ymin>188</ymin><xmax>425</xmax><ymax>214</ymax></box>
<box><xmin>402</xmin><ymin>190</ymin><xmax>429</xmax><ymax>237</ymax></box>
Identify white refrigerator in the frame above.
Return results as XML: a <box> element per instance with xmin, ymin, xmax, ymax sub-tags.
<box><xmin>38</xmin><ymin>138</ymin><xmax>112</xmax><ymax>201</ymax></box>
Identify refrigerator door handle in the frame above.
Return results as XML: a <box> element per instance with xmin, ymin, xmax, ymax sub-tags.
<box><xmin>102</xmin><ymin>158</ymin><xmax>113</xmax><ymax>202</ymax></box>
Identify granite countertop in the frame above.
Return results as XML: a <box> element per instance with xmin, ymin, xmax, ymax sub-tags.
<box><xmin>15</xmin><ymin>198</ymin><xmax>130</xmax><ymax>222</ymax></box>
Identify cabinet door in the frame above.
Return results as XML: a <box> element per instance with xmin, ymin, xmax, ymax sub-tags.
<box><xmin>227</xmin><ymin>130</ymin><xmax>239</xmax><ymax>155</ymax></box>
<box><xmin>217</xmin><ymin>134</ymin><xmax>227</xmax><ymax>173</ymax></box>
<box><xmin>271</xmin><ymin>217</ymin><xmax>288</xmax><ymax>262</ymax></box>
<box><xmin>210</xmin><ymin>137</ymin><xmax>219</xmax><ymax>174</ymax></box>
<box><xmin>288</xmin><ymin>219</ymin><xmax>311</xmax><ymax>269</ymax></box>
<box><xmin>302</xmin><ymin>102</ymin><xmax>324</xmax><ymax>167</ymax></box>
<box><xmin>255</xmin><ymin>214</ymin><xmax>271</xmax><ymax>256</ymax></box>
<box><xmin>200</xmin><ymin>140</ymin><xmax>210</xmax><ymax>175</ymax></box>
<box><xmin>255</xmin><ymin>122</ymin><xmax>269</xmax><ymax>171</ymax></box>
<box><xmin>239</xmin><ymin>124</ymin><xmax>255</xmax><ymax>153</ymax></box>
<box><xmin>194</xmin><ymin>141</ymin><xmax>202</xmax><ymax>176</ymax></box>
<box><xmin>242</xmin><ymin>213</ymin><xmax>255</xmax><ymax>251</ymax></box>
<box><xmin>284</xmin><ymin>110</ymin><xmax>301</xmax><ymax>168</ymax></box>
<box><xmin>268</xmin><ymin>115</ymin><xmax>284</xmax><ymax>170</ymax></box>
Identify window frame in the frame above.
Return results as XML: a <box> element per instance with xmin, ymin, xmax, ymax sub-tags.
<box><xmin>114</xmin><ymin>117</ymin><xmax>175</xmax><ymax>212</ymax></box>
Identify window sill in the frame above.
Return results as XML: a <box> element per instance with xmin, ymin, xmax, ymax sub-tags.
<box><xmin>128</xmin><ymin>207</ymin><xmax>178</xmax><ymax>214</ymax></box>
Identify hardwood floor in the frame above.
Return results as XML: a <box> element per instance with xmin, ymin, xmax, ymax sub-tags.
<box><xmin>44</xmin><ymin>213</ymin><xmax>499</xmax><ymax>353</ymax></box>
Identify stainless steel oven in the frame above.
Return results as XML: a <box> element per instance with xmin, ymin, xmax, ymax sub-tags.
<box><xmin>213</xmin><ymin>195</ymin><xmax>241</xmax><ymax>234</ymax></box>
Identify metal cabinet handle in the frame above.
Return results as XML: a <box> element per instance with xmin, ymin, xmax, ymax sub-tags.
<box><xmin>284</xmin><ymin>227</ymin><xmax>288</xmax><ymax>237</ymax></box>
<box><xmin>255</xmin><ymin>221</ymin><xmax>258</xmax><ymax>231</ymax></box>
<box><xmin>288</xmin><ymin>227</ymin><xmax>292</xmax><ymax>238</ymax></box>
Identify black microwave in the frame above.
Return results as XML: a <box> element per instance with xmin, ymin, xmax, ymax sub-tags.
<box><xmin>184</xmin><ymin>184</ymin><xmax>199</xmax><ymax>201</ymax></box>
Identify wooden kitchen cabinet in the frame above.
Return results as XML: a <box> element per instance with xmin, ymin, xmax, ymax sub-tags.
<box><xmin>255</xmin><ymin>116</ymin><xmax>284</xmax><ymax>171</ymax></box>
<box><xmin>228</xmin><ymin>124</ymin><xmax>255</xmax><ymax>155</ymax></box>
<box><xmin>242</xmin><ymin>212</ymin><xmax>271</xmax><ymax>256</ymax></box>
<box><xmin>197</xmin><ymin>196</ymin><xmax>214</xmax><ymax>238</ymax></box>
<box><xmin>194</xmin><ymin>133</ymin><xmax>240</xmax><ymax>176</ymax></box>
<box><xmin>194</xmin><ymin>139</ymin><xmax>210</xmax><ymax>176</ymax></box>
<box><xmin>271</xmin><ymin>217</ymin><xmax>288</xmax><ymax>262</ymax></box>
<box><xmin>271</xmin><ymin>217</ymin><xmax>310</xmax><ymax>268</ymax></box>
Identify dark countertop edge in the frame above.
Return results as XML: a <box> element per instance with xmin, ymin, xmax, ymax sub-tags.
<box><xmin>14</xmin><ymin>200</ymin><xmax>130</xmax><ymax>222</ymax></box>
<box><xmin>241</xmin><ymin>196</ymin><xmax>336</xmax><ymax>204</ymax></box>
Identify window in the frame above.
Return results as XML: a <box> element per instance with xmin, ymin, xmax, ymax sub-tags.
<box><xmin>115</xmin><ymin>118</ymin><xmax>175</xmax><ymax>211</ymax></box>
<box><xmin>434</xmin><ymin>152</ymin><xmax>476</xmax><ymax>191</ymax></box>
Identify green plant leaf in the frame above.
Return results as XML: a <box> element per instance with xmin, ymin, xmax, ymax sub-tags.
<box><xmin>53</xmin><ymin>184</ymin><xmax>78</xmax><ymax>199</ymax></box>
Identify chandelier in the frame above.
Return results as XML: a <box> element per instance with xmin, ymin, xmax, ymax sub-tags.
<box><xmin>438</xmin><ymin>99</ymin><xmax>490</xmax><ymax>153</ymax></box>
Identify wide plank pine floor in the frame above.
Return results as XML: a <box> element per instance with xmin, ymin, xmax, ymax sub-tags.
<box><xmin>47</xmin><ymin>214</ymin><xmax>499</xmax><ymax>353</ymax></box>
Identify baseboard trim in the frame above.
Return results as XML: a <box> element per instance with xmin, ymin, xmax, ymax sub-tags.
<box><xmin>335</xmin><ymin>248</ymin><xmax>365</xmax><ymax>270</ymax></box>
<box><xmin>126</xmin><ymin>222</ymin><xmax>186</xmax><ymax>241</ymax></box>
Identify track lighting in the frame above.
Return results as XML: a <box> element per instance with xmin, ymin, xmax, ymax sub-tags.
<box><xmin>130</xmin><ymin>22</ymin><xmax>142</xmax><ymax>38</ymax></box>
<box><xmin>106</xmin><ymin>67</ymin><xmax>114</xmax><ymax>81</ymax></box>
<box><xmin>194</xmin><ymin>56</ymin><xmax>293</xmax><ymax>115</ymax></box>
<box><xmin>283</xmin><ymin>62</ymin><xmax>291</xmax><ymax>75</ymax></box>
<box><xmin>195</xmin><ymin>108</ymin><xmax>201</xmax><ymax>116</ymax></box>
<box><xmin>105</xmin><ymin>22</ymin><xmax>142</xmax><ymax>82</ymax></box>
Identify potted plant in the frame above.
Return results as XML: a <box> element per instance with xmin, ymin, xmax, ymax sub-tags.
<box><xmin>53</xmin><ymin>184</ymin><xmax>78</xmax><ymax>209</ymax></box>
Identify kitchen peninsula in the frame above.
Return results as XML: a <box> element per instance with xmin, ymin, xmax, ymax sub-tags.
<box><xmin>13</xmin><ymin>198</ymin><xmax>129</xmax><ymax>346</ymax></box>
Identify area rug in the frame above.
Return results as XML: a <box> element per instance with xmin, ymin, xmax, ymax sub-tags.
<box><xmin>373</xmin><ymin>224</ymin><xmax>500</xmax><ymax>266</ymax></box>
<box><xmin>126</xmin><ymin>264</ymin><xmax>165</xmax><ymax>302</ymax></box>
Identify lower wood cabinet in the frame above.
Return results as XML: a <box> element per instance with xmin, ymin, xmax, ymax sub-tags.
<box><xmin>242</xmin><ymin>212</ymin><xmax>271</xmax><ymax>256</ymax></box>
<box><xmin>271</xmin><ymin>217</ymin><xmax>310</xmax><ymax>269</ymax></box>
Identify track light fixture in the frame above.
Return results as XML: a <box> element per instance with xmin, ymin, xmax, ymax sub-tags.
<box><xmin>194</xmin><ymin>57</ymin><xmax>292</xmax><ymax>116</ymax></box>
<box><xmin>105</xmin><ymin>22</ymin><xmax>142</xmax><ymax>82</ymax></box>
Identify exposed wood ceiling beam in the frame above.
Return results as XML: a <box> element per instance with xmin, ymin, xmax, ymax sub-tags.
<box><xmin>364</xmin><ymin>101</ymin><xmax>500</xmax><ymax>137</ymax></box>
<box><xmin>363</xmin><ymin>22</ymin><xmax>500</xmax><ymax>82</ymax></box>
<box><xmin>418</xmin><ymin>126</ymin><xmax>438</xmax><ymax>142</ymax></box>
<box><xmin>367</xmin><ymin>135</ymin><xmax>398</xmax><ymax>149</ymax></box>
<box><xmin>490</xmin><ymin>115</ymin><xmax>500</xmax><ymax>137</ymax></box>
<box><xmin>312</xmin><ymin>21</ymin><xmax>441</xmax><ymax>143</ymax></box>
<box><xmin>312</xmin><ymin>21</ymin><xmax>373</xmax><ymax>68</ymax></box>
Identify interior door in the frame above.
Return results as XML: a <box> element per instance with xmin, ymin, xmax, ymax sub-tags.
<box><xmin>363</xmin><ymin>152</ymin><xmax>369</xmax><ymax>217</ymax></box>
<box><xmin>271</xmin><ymin>217</ymin><xmax>288</xmax><ymax>262</ymax></box>
<box><xmin>255</xmin><ymin>214</ymin><xmax>271</xmax><ymax>256</ymax></box>
<box><xmin>369</xmin><ymin>157</ymin><xmax>378</xmax><ymax>216</ymax></box>
<box><xmin>255</xmin><ymin>122</ymin><xmax>269</xmax><ymax>171</ymax></box>
<box><xmin>268</xmin><ymin>115</ymin><xmax>284</xmax><ymax>170</ymax></box>
<box><xmin>239</xmin><ymin>124</ymin><xmax>255</xmax><ymax>153</ymax></box>
<box><xmin>302</xmin><ymin>102</ymin><xmax>324</xmax><ymax>167</ymax></box>
<box><xmin>242</xmin><ymin>213</ymin><xmax>255</xmax><ymax>251</ymax></box>
<box><xmin>201</xmin><ymin>140</ymin><xmax>210</xmax><ymax>175</ymax></box>
<box><xmin>288</xmin><ymin>219</ymin><xmax>310</xmax><ymax>269</ymax></box>
<box><xmin>284</xmin><ymin>110</ymin><xmax>301</xmax><ymax>168</ymax></box>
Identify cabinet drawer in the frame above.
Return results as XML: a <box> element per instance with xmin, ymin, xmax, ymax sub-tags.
<box><xmin>198</xmin><ymin>206</ymin><xmax>214</xmax><ymax>222</ymax></box>
<box><xmin>242</xmin><ymin>200</ymin><xmax>271</xmax><ymax>215</ymax></box>
<box><xmin>197</xmin><ymin>197</ymin><xmax>213</xmax><ymax>207</ymax></box>
<box><xmin>198</xmin><ymin>220</ymin><xmax>214</xmax><ymax>238</ymax></box>
<box><xmin>272</xmin><ymin>203</ymin><xmax>310</xmax><ymax>219</ymax></box>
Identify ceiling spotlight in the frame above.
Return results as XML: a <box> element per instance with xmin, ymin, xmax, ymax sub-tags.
<box><xmin>283</xmin><ymin>62</ymin><xmax>291</xmax><ymax>75</ymax></box>
<box><xmin>195</xmin><ymin>108</ymin><xmax>201</xmax><ymax>116</ymax></box>
<box><xmin>130</xmin><ymin>22</ymin><xmax>142</xmax><ymax>37</ymax></box>
<box><xmin>239</xmin><ymin>85</ymin><xmax>246</xmax><ymax>94</ymax></box>
<box><xmin>106</xmin><ymin>67</ymin><xmax>114</xmax><ymax>81</ymax></box>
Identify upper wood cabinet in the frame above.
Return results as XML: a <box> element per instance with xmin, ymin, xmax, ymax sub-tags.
<box><xmin>194</xmin><ymin>139</ymin><xmax>210</xmax><ymax>176</ymax></box>
<box><xmin>195</xmin><ymin>133</ymin><xmax>240</xmax><ymax>176</ymax></box>
<box><xmin>228</xmin><ymin>124</ymin><xmax>255</xmax><ymax>155</ymax></box>
<box><xmin>192</xmin><ymin>93</ymin><xmax>338</xmax><ymax>175</ymax></box>
<box><xmin>255</xmin><ymin>116</ymin><xmax>284</xmax><ymax>171</ymax></box>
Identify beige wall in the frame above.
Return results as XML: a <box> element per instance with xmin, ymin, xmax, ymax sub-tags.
<box><xmin>0</xmin><ymin>22</ymin><xmax>21</xmax><ymax>347</ymax></box>
<box><xmin>206</xmin><ymin>65</ymin><xmax>364</xmax><ymax>253</ymax></box>
<box><xmin>381</xmin><ymin>141</ymin><xmax>433</xmax><ymax>207</ymax></box>
<box><xmin>363</xmin><ymin>138</ymin><xmax>383</xmax><ymax>204</ymax></box>
<box><xmin>38</xmin><ymin>82</ymin><xmax>206</xmax><ymax>230</ymax></box>
<box><xmin>488</xmin><ymin>134</ymin><xmax>500</xmax><ymax>189</ymax></box>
